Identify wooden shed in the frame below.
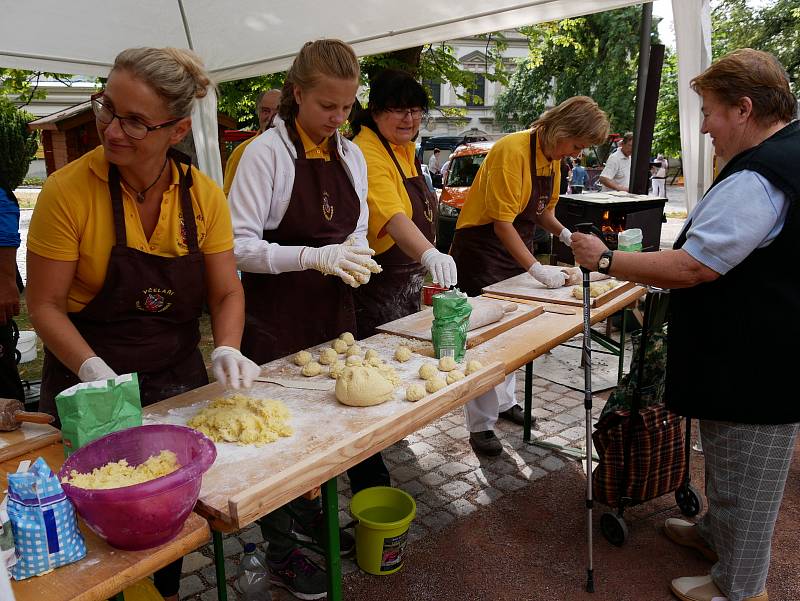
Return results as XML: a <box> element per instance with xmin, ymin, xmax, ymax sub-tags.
<box><xmin>28</xmin><ymin>101</ymin><xmax>237</xmax><ymax>175</ymax></box>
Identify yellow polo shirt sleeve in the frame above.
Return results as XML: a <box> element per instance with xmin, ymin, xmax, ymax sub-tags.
<box><xmin>223</xmin><ymin>135</ymin><xmax>257</xmax><ymax>196</ymax></box>
<box><xmin>352</xmin><ymin>126</ymin><xmax>417</xmax><ymax>255</ymax></box>
<box><xmin>456</xmin><ymin>130</ymin><xmax>561</xmax><ymax>230</ymax></box>
<box><xmin>28</xmin><ymin>146</ymin><xmax>233</xmax><ymax>312</ymax></box>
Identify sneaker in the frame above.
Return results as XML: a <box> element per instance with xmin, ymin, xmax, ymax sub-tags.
<box><xmin>292</xmin><ymin>514</ymin><xmax>355</xmax><ymax>557</ymax></box>
<box><xmin>267</xmin><ymin>549</ymin><xmax>327</xmax><ymax>600</ymax></box>
<box><xmin>663</xmin><ymin>518</ymin><xmax>718</xmax><ymax>562</ymax></box>
<box><xmin>670</xmin><ymin>574</ymin><xmax>768</xmax><ymax>601</ymax></box>
<box><xmin>469</xmin><ymin>430</ymin><xmax>503</xmax><ymax>456</ymax></box>
<box><xmin>498</xmin><ymin>404</ymin><xmax>526</xmax><ymax>426</ymax></box>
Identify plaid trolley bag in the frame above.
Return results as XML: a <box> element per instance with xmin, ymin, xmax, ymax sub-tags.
<box><xmin>591</xmin><ymin>289</ymin><xmax>703</xmax><ymax>546</ymax></box>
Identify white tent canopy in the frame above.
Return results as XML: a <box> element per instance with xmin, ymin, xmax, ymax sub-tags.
<box><xmin>1</xmin><ymin>0</ymin><xmax>711</xmax><ymax>204</ymax></box>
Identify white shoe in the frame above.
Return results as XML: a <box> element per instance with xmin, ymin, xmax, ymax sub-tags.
<box><xmin>670</xmin><ymin>575</ymin><xmax>768</xmax><ymax>601</ymax></box>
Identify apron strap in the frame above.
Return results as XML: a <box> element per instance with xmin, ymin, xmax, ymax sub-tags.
<box><xmin>376</xmin><ymin>130</ymin><xmax>413</xmax><ymax>182</ymax></box>
<box><xmin>168</xmin><ymin>148</ymin><xmax>201</xmax><ymax>254</ymax></box>
<box><xmin>107</xmin><ymin>164</ymin><xmax>129</xmax><ymax>248</ymax></box>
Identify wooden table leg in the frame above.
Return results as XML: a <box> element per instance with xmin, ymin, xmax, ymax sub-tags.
<box><xmin>212</xmin><ymin>529</ymin><xmax>228</xmax><ymax>601</ymax></box>
<box><xmin>523</xmin><ymin>361</ymin><xmax>534</xmax><ymax>442</ymax></box>
<box><xmin>322</xmin><ymin>477</ymin><xmax>342</xmax><ymax>601</ymax></box>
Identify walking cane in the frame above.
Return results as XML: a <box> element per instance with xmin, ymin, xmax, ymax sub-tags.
<box><xmin>576</xmin><ymin>222</ymin><xmax>603</xmax><ymax>593</ymax></box>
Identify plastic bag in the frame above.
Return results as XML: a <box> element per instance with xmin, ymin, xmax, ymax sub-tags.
<box><xmin>431</xmin><ymin>289</ymin><xmax>472</xmax><ymax>363</ymax></box>
<box><xmin>0</xmin><ymin>495</ymin><xmax>16</xmax><ymax>572</ymax></box>
<box><xmin>8</xmin><ymin>457</ymin><xmax>87</xmax><ymax>580</ymax></box>
<box><xmin>55</xmin><ymin>373</ymin><xmax>142</xmax><ymax>457</ymax></box>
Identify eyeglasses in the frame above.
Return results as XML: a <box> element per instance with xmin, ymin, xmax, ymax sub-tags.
<box><xmin>91</xmin><ymin>92</ymin><xmax>182</xmax><ymax>140</ymax></box>
<box><xmin>385</xmin><ymin>107</ymin><xmax>425</xmax><ymax>120</ymax></box>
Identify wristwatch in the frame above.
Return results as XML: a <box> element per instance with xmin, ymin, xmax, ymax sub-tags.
<box><xmin>598</xmin><ymin>250</ymin><xmax>614</xmax><ymax>274</ymax></box>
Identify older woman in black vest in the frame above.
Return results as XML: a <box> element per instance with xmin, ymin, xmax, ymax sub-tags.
<box><xmin>573</xmin><ymin>49</ymin><xmax>797</xmax><ymax>601</ymax></box>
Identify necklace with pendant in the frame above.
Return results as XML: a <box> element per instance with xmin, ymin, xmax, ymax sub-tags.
<box><xmin>120</xmin><ymin>156</ymin><xmax>169</xmax><ymax>203</ymax></box>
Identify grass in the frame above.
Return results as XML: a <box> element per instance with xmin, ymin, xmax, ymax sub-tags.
<box><xmin>15</xmin><ymin>294</ymin><xmax>216</xmax><ymax>384</ymax></box>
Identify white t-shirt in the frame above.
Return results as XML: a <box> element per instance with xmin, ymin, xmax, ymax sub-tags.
<box><xmin>428</xmin><ymin>154</ymin><xmax>441</xmax><ymax>174</ymax></box>
<box><xmin>599</xmin><ymin>152</ymin><xmax>631</xmax><ymax>191</ymax></box>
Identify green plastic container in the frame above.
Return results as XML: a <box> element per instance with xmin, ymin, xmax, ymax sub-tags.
<box><xmin>350</xmin><ymin>486</ymin><xmax>416</xmax><ymax>575</ymax></box>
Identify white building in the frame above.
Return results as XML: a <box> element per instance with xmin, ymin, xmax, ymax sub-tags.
<box><xmin>420</xmin><ymin>30</ymin><xmax>529</xmax><ymax>139</ymax></box>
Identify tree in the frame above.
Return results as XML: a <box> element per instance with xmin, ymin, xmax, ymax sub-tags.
<box><xmin>652</xmin><ymin>48</ymin><xmax>681</xmax><ymax>157</ymax></box>
<box><xmin>494</xmin><ymin>8</ymin><xmax>655</xmax><ymax>134</ymax></box>
<box><xmin>0</xmin><ymin>98</ymin><xmax>38</xmax><ymax>189</ymax></box>
<box><xmin>1</xmin><ymin>69</ymin><xmax>74</xmax><ymax>107</ymax></box>
<box><xmin>217</xmin><ymin>73</ymin><xmax>286</xmax><ymax>130</ymax></box>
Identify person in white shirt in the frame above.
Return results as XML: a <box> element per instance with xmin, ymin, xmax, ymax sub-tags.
<box><xmin>441</xmin><ymin>154</ymin><xmax>452</xmax><ymax>185</ymax></box>
<box><xmin>599</xmin><ymin>132</ymin><xmax>633</xmax><ymax>191</ymax></box>
<box><xmin>428</xmin><ymin>147</ymin><xmax>442</xmax><ymax>173</ymax></box>
<box><xmin>651</xmin><ymin>152</ymin><xmax>668</xmax><ymax>197</ymax></box>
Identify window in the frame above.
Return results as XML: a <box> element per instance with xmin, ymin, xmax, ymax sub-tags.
<box><xmin>447</xmin><ymin>154</ymin><xmax>487</xmax><ymax>187</ymax></box>
<box><xmin>466</xmin><ymin>74</ymin><xmax>485</xmax><ymax>107</ymax></box>
<box><xmin>423</xmin><ymin>79</ymin><xmax>442</xmax><ymax>106</ymax></box>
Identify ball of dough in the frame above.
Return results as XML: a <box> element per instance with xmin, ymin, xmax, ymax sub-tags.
<box><xmin>339</xmin><ymin>332</ymin><xmax>355</xmax><ymax>346</ymax></box>
<box><xmin>446</xmin><ymin>370</ymin><xmax>465</xmax><ymax>384</ymax></box>
<box><xmin>328</xmin><ymin>361</ymin><xmax>345</xmax><ymax>379</ymax></box>
<box><xmin>377</xmin><ymin>364</ymin><xmax>401</xmax><ymax>386</ymax></box>
<box><xmin>425</xmin><ymin>377</ymin><xmax>447</xmax><ymax>394</ymax></box>
<box><xmin>366</xmin><ymin>356</ymin><xmax>384</xmax><ymax>367</ymax></box>
<box><xmin>335</xmin><ymin>366</ymin><xmax>395</xmax><ymax>407</ymax></box>
<box><xmin>345</xmin><ymin>355</ymin><xmax>363</xmax><ymax>367</ymax></box>
<box><xmin>394</xmin><ymin>345</ymin><xmax>412</xmax><ymax>362</ymax></box>
<box><xmin>405</xmin><ymin>383</ymin><xmax>426</xmax><ymax>402</ymax></box>
<box><xmin>438</xmin><ymin>356</ymin><xmax>457</xmax><ymax>372</ymax></box>
<box><xmin>364</xmin><ymin>349</ymin><xmax>379</xmax><ymax>361</ymax></box>
<box><xmin>418</xmin><ymin>362</ymin><xmax>438</xmax><ymax>380</ymax></box>
<box><xmin>346</xmin><ymin>344</ymin><xmax>362</xmax><ymax>357</ymax></box>
<box><xmin>301</xmin><ymin>361</ymin><xmax>321</xmax><ymax>377</ymax></box>
<box><xmin>464</xmin><ymin>359</ymin><xmax>483</xmax><ymax>375</ymax></box>
<box><xmin>332</xmin><ymin>339</ymin><xmax>349</xmax><ymax>354</ymax></box>
<box><xmin>319</xmin><ymin>348</ymin><xmax>338</xmax><ymax>365</ymax></box>
<box><xmin>294</xmin><ymin>350</ymin><xmax>312</xmax><ymax>366</ymax></box>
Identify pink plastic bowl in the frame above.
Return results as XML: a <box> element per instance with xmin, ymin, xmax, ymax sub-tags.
<box><xmin>58</xmin><ymin>424</ymin><xmax>216</xmax><ymax>550</ymax></box>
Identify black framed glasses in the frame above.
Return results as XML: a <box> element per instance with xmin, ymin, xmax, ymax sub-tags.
<box><xmin>385</xmin><ymin>107</ymin><xmax>425</xmax><ymax>120</ymax></box>
<box><xmin>91</xmin><ymin>92</ymin><xmax>182</xmax><ymax>140</ymax></box>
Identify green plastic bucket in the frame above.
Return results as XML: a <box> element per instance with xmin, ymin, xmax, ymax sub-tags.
<box><xmin>350</xmin><ymin>486</ymin><xmax>416</xmax><ymax>575</ymax></box>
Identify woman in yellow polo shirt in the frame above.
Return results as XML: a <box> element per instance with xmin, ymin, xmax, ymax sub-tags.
<box><xmin>351</xmin><ymin>69</ymin><xmax>457</xmax><ymax>339</ymax></box>
<box><xmin>26</xmin><ymin>48</ymin><xmax>258</xmax><ymax>600</ymax></box>
<box><xmin>450</xmin><ymin>96</ymin><xmax>610</xmax><ymax>456</ymax></box>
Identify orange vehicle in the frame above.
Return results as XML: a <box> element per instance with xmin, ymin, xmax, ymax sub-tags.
<box><xmin>435</xmin><ymin>141</ymin><xmax>494</xmax><ymax>252</ymax></box>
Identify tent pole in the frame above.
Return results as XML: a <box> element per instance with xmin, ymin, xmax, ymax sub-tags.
<box><xmin>630</xmin><ymin>2</ymin><xmax>653</xmax><ymax>193</ymax></box>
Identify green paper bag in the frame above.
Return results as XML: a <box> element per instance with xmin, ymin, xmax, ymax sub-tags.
<box><xmin>431</xmin><ymin>289</ymin><xmax>472</xmax><ymax>363</ymax></box>
<box><xmin>55</xmin><ymin>373</ymin><xmax>142</xmax><ymax>457</ymax></box>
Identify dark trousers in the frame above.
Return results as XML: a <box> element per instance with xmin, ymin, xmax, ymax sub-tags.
<box><xmin>154</xmin><ymin>558</ymin><xmax>183</xmax><ymax>597</ymax></box>
<box><xmin>0</xmin><ymin>319</ymin><xmax>24</xmax><ymax>402</ymax></box>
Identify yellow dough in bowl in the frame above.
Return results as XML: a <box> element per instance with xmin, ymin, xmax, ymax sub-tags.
<box><xmin>62</xmin><ymin>450</ymin><xmax>180</xmax><ymax>489</ymax></box>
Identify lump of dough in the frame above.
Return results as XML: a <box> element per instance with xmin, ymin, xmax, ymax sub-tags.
<box><xmin>377</xmin><ymin>364</ymin><xmax>401</xmax><ymax>386</ymax></box>
<box><xmin>565</xmin><ymin>267</ymin><xmax>582</xmax><ymax>287</ymax></box>
<box><xmin>346</xmin><ymin>344</ymin><xmax>362</xmax><ymax>357</ymax></box>
<box><xmin>446</xmin><ymin>370</ymin><xmax>465</xmax><ymax>384</ymax></box>
<box><xmin>319</xmin><ymin>348</ymin><xmax>338</xmax><ymax>365</ymax></box>
<box><xmin>335</xmin><ymin>366</ymin><xmax>395</xmax><ymax>407</ymax></box>
<box><xmin>419</xmin><ymin>362</ymin><xmax>438</xmax><ymax>380</ymax></box>
<box><xmin>328</xmin><ymin>361</ymin><xmax>345</xmax><ymax>379</ymax></box>
<box><xmin>438</xmin><ymin>356</ymin><xmax>457</xmax><ymax>372</ymax></box>
<box><xmin>346</xmin><ymin>355</ymin><xmax>363</xmax><ymax>367</ymax></box>
<box><xmin>394</xmin><ymin>345</ymin><xmax>412</xmax><ymax>362</ymax></box>
<box><xmin>301</xmin><ymin>361</ymin><xmax>321</xmax><ymax>377</ymax></box>
<box><xmin>332</xmin><ymin>339</ymin><xmax>349</xmax><ymax>354</ymax></box>
<box><xmin>366</xmin><ymin>356</ymin><xmax>384</xmax><ymax>367</ymax></box>
<box><xmin>62</xmin><ymin>450</ymin><xmax>179</xmax><ymax>489</ymax></box>
<box><xmin>405</xmin><ymin>383</ymin><xmax>426</xmax><ymax>402</ymax></box>
<box><xmin>465</xmin><ymin>359</ymin><xmax>483</xmax><ymax>375</ymax></box>
<box><xmin>426</xmin><ymin>377</ymin><xmax>447</xmax><ymax>394</ymax></box>
<box><xmin>572</xmin><ymin>280</ymin><xmax>619</xmax><ymax>299</ymax></box>
<box><xmin>364</xmin><ymin>349</ymin><xmax>379</xmax><ymax>361</ymax></box>
<box><xmin>294</xmin><ymin>350</ymin><xmax>312</xmax><ymax>366</ymax></box>
<box><xmin>339</xmin><ymin>332</ymin><xmax>355</xmax><ymax>346</ymax></box>
<box><xmin>187</xmin><ymin>394</ymin><xmax>293</xmax><ymax>445</ymax></box>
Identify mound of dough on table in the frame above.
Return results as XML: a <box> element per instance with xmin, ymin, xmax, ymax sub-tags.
<box><xmin>572</xmin><ymin>279</ymin><xmax>619</xmax><ymax>299</ymax></box>
<box><xmin>62</xmin><ymin>450</ymin><xmax>180</xmax><ymax>489</ymax></box>
<box><xmin>467</xmin><ymin>297</ymin><xmax>518</xmax><ymax>331</ymax></box>
<box><xmin>188</xmin><ymin>394</ymin><xmax>293</xmax><ymax>445</ymax></box>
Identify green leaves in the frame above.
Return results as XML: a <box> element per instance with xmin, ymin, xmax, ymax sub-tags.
<box><xmin>0</xmin><ymin>97</ymin><xmax>38</xmax><ymax>189</ymax></box>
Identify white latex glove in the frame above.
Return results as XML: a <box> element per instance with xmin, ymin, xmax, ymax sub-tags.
<box><xmin>559</xmin><ymin>227</ymin><xmax>573</xmax><ymax>247</ymax></box>
<box><xmin>300</xmin><ymin>243</ymin><xmax>374</xmax><ymax>287</ymax></box>
<box><xmin>78</xmin><ymin>356</ymin><xmax>118</xmax><ymax>382</ymax></box>
<box><xmin>420</xmin><ymin>248</ymin><xmax>458</xmax><ymax>288</ymax></box>
<box><xmin>529</xmin><ymin>262</ymin><xmax>568</xmax><ymax>289</ymax></box>
<box><xmin>341</xmin><ymin>237</ymin><xmax>382</xmax><ymax>288</ymax></box>
<box><xmin>211</xmin><ymin>346</ymin><xmax>261</xmax><ymax>389</ymax></box>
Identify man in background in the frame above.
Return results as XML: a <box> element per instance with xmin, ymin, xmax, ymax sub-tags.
<box><xmin>599</xmin><ymin>132</ymin><xmax>633</xmax><ymax>192</ymax></box>
<box><xmin>570</xmin><ymin>157</ymin><xmax>588</xmax><ymax>193</ymax></box>
<box><xmin>0</xmin><ymin>175</ymin><xmax>24</xmax><ymax>402</ymax></box>
<box><xmin>223</xmin><ymin>89</ymin><xmax>281</xmax><ymax>195</ymax></box>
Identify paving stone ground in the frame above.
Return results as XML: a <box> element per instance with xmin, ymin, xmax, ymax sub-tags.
<box><xmin>177</xmin><ymin>360</ymin><xmax>617</xmax><ymax>601</ymax></box>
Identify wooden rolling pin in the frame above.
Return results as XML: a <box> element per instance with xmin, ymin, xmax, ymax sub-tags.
<box><xmin>0</xmin><ymin>398</ymin><xmax>55</xmax><ymax>432</ymax></box>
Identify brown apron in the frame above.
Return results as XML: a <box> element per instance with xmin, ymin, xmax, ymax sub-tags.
<box><xmin>39</xmin><ymin>148</ymin><xmax>209</xmax><ymax>420</ymax></box>
<box><xmin>450</xmin><ymin>132</ymin><xmax>553</xmax><ymax>297</ymax></box>
<box><xmin>353</xmin><ymin>130</ymin><xmax>437</xmax><ymax>339</ymax></box>
<box><xmin>240</xmin><ymin>129</ymin><xmax>360</xmax><ymax>364</ymax></box>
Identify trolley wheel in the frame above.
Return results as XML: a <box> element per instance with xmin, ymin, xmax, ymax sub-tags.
<box><xmin>675</xmin><ymin>483</ymin><xmax>704</xmax><ymax>517</ymax></box>
<box><xmin>600</xmin><ymin>511</ymin><xmax>629</xmax><ymax>547</ymax></box>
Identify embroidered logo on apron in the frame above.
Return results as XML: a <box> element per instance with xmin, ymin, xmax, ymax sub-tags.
<box><xmin>534</xmin><ymin>192</ymin><xmax>550</xmax><ymax>216</ymax></box>
<box><xmin>322</xmin><ymin>190</ymin><xmax>334</xmax><ymax>221</ymax></box>
<box><xmin>136</xmin><ymin>287</ymin><xmax>175</xmax><ymax>313</ymax></box>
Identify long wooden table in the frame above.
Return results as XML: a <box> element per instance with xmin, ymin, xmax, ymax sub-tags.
<box><xmin>3</xmin><ymin>443</ymin><xmax>210</xmax><ymax>601</ymax></box>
